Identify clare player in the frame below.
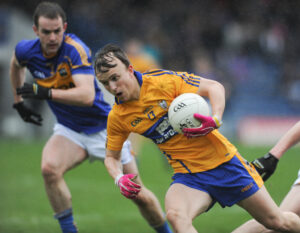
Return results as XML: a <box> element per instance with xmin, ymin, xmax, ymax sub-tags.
<box><xmin>93</xmin><ymin>43</ymin><xmax>300</xmax><ymax>233</ymax></box>
<box><xmin>233</xmin><ymin>120</ymin><xmax>300</xmax><ymax>233</ymax></box>
<box><xmin>10</xmin><ymin>2</ymin><xmax>172</xmax><ymax>233</ymax></box>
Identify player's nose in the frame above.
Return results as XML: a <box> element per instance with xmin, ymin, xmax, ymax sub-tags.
<box><xmin>108</xmin><ymin>82</ymin><xmax>117</xmax><ymax>92</ymax></box>
<box><xmin>49</xmin><ymin>32</ymin><xmax>57</xmax><ymax>41</ymax></box>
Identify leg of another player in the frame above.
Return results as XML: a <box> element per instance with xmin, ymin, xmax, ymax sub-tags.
<box><xmin>41</xmin><ymin>135</ymin><xmax>87</xmax><ymax>233</ymax></box>
<box><xmin>235</xmin><ymin>185</ymin><xmax>300</xmax><ymax>233</ymax></box>
<box><xmin>165</xmin><ymin>183</ymin><xmax>213</xmax><ymax>233</ymax></box>
<box><xmin>280</xmin><ymin>184</ymin><xmax>300</xmax><ymax>216</ymax></box>
<box><xmin>232</xmin><ymin>185</ymin><xmax>300</xmax><ymax>233</ymax></box>
<box><xmin>261</xmin><ymin>184</ymin><xmax>300</xmax><ymax>233</ymax></box>
<box><xmin>123</xmin><ymin>160</ymin><xmax>173</xmax><ymax>233</ymax></box>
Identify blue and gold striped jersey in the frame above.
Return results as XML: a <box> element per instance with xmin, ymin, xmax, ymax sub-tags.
<box><xmin>106</xmin><ymin>70</ymin><xmax>237</xmax><ymax>173</ymax></box>
<box><xmin>15</xmin><ymin>33</ymin><xmax>111</xmax><ymax>134</ymax></box>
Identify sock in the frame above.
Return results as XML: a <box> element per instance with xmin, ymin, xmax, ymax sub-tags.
<box><xmin>54</xmin><ymin>208</ymin><xmax>78</xmax><ymax>233</ymax></box>
<box><xmin>154</xmin><ymin>221</ymin><xmax>173</xmax><ymax>233</ymax></box>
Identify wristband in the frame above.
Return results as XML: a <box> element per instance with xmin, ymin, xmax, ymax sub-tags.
<box><xmin>114</xmin><ymin>173</ymin><xmax>124</xmax><ymax>185</ymax></box>
<box><xmin>212</xmin><ymin>115</ymin><xmax>223</xmax><ymax>128</ymax></box>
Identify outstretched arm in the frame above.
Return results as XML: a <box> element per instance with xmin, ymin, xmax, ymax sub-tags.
<box><xmin>252</xmin><ymin>121</ymin><xmax>300</xmax><ymax>181</ymax></box>
<box><xmin>269</xmin><ymin>121</ymin><xmax>300</xmax><ymax>159</ymax></box>
<box><xmin>104</xmin><ymin>149</ymin><xmax>124</xmax><ymax>180</ymax></box>
<box><xmin>104</xmin><ymin>149</ymin><xmax>141</xmax><ymax>199</ymax></box>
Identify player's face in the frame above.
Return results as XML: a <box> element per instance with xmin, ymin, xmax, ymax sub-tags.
<box><xmin>97</xmin><ymin>57</ymin><xmax>138</xmax><ymax>102</ymax></box>
<box><xmin>33</xmin><ymin>16</ymin><xmax>67</xmax><ymax>56</ymax></box>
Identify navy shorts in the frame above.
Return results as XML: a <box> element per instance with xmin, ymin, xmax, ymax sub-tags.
<box><xmin>171</xmin><ymin>154</ymin><xmax>263</xmax><ymax>208</ymax></box>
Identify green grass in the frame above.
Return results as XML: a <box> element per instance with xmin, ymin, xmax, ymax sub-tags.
<box><xmin>0</xmin><ymin>139</ymin><xmax>299</xmax><ymax>233</ymax></box>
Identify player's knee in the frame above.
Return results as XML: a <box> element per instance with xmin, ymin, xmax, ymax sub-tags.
<box><xmin>41</xmin><ymin>162</ymin><xmax>61</xmax><ymax>182</ymax></box>
<box><xmin>260</xmin><ymin>214</ymin><xmax>292</xmax><ymax>232</ymax></box>
<box><xmin>276</xmin><ymin>212</ymin><xmax>300</xmax><ymax>232</ymax></box>
<box><xmin>166</xmin><ymin>208</ymin><xmax>191</xmax><ymax>230</ymax></box>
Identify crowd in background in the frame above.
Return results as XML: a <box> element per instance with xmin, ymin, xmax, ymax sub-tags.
<box><xmin>2</xmin><ymin>0</ymin><xmax>300</xmax><ymax>121</ymax></box>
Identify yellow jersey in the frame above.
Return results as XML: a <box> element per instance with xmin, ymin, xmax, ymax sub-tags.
<box><xmin>106</xmin><ymin>69</ymin><xmax>237</xmax><ymax>173</ymax></box>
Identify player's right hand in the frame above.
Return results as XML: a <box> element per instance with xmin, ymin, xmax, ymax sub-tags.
<box><xmin>13</xmin><ymin>102</ymin><xmax>43</xmax><ymax>126</ymax></box>
<box><xmin>251</xmin><ymin>153</ymin><xmax>279</xmax><ymax>181</ymax></box>
<box><xmin>115</xmin><ymin>174</ymin><xmax>141</xmax><ymax>199</ymax></box>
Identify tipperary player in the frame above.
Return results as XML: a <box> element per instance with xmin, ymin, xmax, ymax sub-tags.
<box><xmin>10</xmin><ymin>2</ymin><xmax>172</xmax><ymax>233</ymax></box>
<box><xmin>94</xmin><ymin>43</ymin><xmax>300</xmax><ymax>233</ymax></box>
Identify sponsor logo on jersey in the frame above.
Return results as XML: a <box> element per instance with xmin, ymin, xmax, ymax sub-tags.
<box><xmin>153</xmin><ymin>116</ymin><xmax>178</xmax><ymax>144</ymax></box>
<box><xmin>143</xmin><ymin>105</ymin><xmax>154</xmax><ymax>114</ymax></box>
<box><xmin>131</xmin><ymin>117</ymin><xmax>143</xmax><ymax>127</ymax></box>
<box><xmin>158</xmin><ymin>100</ymin><xmax>168</xmax><ymax>110</ymax></box>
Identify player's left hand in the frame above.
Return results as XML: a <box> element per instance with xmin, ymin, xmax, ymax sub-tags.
<box><xmin>183</xmin><ymin>114</ymin><xmax>222</xmax><ymax>138</ymax></box>
<box><xmin>17</xmin><ymin>82</ymin><xmax>52</xmax><ymax>100</ymax></box>
<box><xmin>115</xmin><ymin>174</ymin><xmax>141</xmax><ymax>199</ymax></box>
<box><xmin>251</xmin><ymin>153</ymin><xmax>279</xmax><ymax>181</ymax></box>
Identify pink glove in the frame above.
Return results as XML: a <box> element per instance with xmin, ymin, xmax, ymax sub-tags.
<box><xmin>182</xmin><ymin>114</ymin><xmax>222</xmax><ymax>138</ymax></box>
<box><xmin>115</xmin><ymin>174</ymin><xmax>141</xmax><ymax>199</ymax></box>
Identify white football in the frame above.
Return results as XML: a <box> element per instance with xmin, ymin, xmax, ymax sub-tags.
<box><xmin>168</xmin><ymin>93</ymin><xmax>210</xmax><ymax>134</ymax></box>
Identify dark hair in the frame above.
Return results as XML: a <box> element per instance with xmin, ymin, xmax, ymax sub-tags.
<box><xmin>33</xmin><ymin>1</ymin><xmax>66</xmax><ymax>27</ymax></box>
<box><xmin>94</xmin><ymin>44</ymin><xmax>130</xmax><ymax>75</ymax></box>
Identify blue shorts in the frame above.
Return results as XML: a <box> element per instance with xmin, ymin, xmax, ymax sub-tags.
<box><xmin>171</xmin><ymin>154</ymin><xmax>263</xmax><ymax>208</ymax></box>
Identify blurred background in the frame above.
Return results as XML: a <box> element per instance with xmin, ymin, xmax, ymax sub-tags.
<box><xmin>0</xmin><ymin>1</ymin><xmax>300</xmax><ymax>232</ymax></box>
<box><xmin>0</xmin><ymin>0</ymin><xmax>300</xmax><ymax>145</ymax></box>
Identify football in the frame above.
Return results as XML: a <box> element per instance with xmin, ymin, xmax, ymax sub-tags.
<box><xmin>168</xmin><ymin>93</ymin><xmax>210</xmax><ymax>133</ymax></box>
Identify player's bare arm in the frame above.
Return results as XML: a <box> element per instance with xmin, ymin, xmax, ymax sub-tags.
<box><xmin>252</xmin><ymin>120</ymin><xmax>300</xmax><ymax>181</ymax></box>
<box><xmin>51</xmin><ymin>73</ymin><xmax>95</xmax><ymax>106</ymax></box>
<box><xmin>269</xmin><ymin>121</ymin><xmax>300</xmax><ymax>159</ymax></box>
<box><xmin>10</xmin><ymin>53</ymin><xmax>26</xmax><ymax>103</ymax></box>
<box><xmin>104</xmin><ymin>149</ymin><xmax>123</xmax><ymax>180</ymax></box>
<box><xmin>183</xmin><ymin>78</ymin><xmax>225</xmax><ymax>137</ymax></box>
<box><xmin>196</xmin><ymin>77</ymin><xmax>225</xmax><ymax>120</ymax></box>
<box><xmin>105</xmin><ymin>149</ymin><xmax>141</xmax><ymax>199</ymax></box>
<box><xmin>10</xmin><ymin>53</ymin><xmax>43</xmax><ymax>125</ymax></box>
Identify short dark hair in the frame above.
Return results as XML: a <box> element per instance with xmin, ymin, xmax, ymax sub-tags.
<box><xmin>94</xmin><ymin>44</ymin><xmax>130</xmax><ymax>75</ymax></box>
<box><xmin>33</xmin><ymin>1</ymin><xmax>66</xmax><ymax>27</ymax></box>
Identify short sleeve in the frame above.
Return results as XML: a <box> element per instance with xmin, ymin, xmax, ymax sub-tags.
<box><xmin>15</xmin><ymin>40</ymin><xmax>30</xmax><ymax>66</ymax></box>
<box><xmin>106</xmin><ymin>111</ymin><xmax>130</xmax><ymax>151</ymax></box>
<box><xmin>64</xmin><ymin>35</ymin><xmax>94</xmax><ymax>75</ymax></box>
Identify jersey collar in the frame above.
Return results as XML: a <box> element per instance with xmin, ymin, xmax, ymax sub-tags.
<box><xmin>134</xmin><ymin>70</ymin><xmax>143</xmax><ymax>87</ymax></box>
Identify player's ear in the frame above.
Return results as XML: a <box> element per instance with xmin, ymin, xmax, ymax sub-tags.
<box><xmin>32</xmin><ymin>25</ymin><xmax>38</xmax><ymax>36</ymax></box>
<box><xmin>128</xmin><ymin>64</ymin><xmax>134</xmax><ymax>73</ymax></box>
<box><xmin>63</xmin><ymin>22</ymin><xmax>67</xmax><ymax>32</ymax></box>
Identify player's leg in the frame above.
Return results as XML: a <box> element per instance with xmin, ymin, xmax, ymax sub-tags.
<box><xmin>165</xmin><ymin>183</ymin><xmax>212</xmax><ymax>233</ymax></box>
<box><xmin>261</xmin><ymin>185</ymin><xmax>300</xmax><ymax>233</ymax></box>
<box><xmin>232</xmin><ymin>172</ymin><xmax>300</xmax><ymax>233</ymax></box>
<box><xmin>42</xmin><ymin>134</ymin><xmax>87</xmax><ymax>233</ymax></box>
<box><xmin>280</xmin><ymin>184</ymin><xmax>300</xmax><ymax>216</ymax></box>
<box><xmin>123</xmin><ymin>160</ymin><xmax>173</xmax><ymax>233</ymax></box>
<box><xmin>236</xmin><ymin>185</ymin><xmax>300</xmax><ymax>233</ymax></box>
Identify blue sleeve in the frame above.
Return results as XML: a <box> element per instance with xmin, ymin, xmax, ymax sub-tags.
<box><xmin>67</xmin><ymin>43</ymin><xmax>94</xmax><ymax>76</ymax></box>
<box><xmin>15</xmin><ymin>40</ymin><xmax>30</xmax><ymax>66</ymax></box>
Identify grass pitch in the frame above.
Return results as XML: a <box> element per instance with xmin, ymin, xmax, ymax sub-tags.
<box><xmin>0</xmin><ymin>138</ymin><xmax>299</xmax><ymax>233</ymax></box>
